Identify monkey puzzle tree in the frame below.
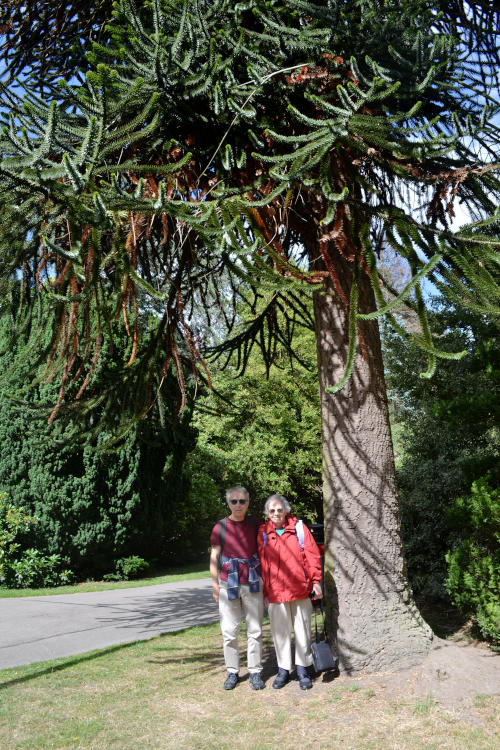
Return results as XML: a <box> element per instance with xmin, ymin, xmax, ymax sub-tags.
<box><xmin>1</xmin><ymin>0</ymin><xmax>499</xmax><ymax>672</ymax></box>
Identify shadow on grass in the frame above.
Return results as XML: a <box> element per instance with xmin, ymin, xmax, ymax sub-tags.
<box><xmin>153</xmin><ymin>618</ymin><xmax>341</xmax><ymax>687</ymax></box>
<box><xmin>1</xmin><ymin>602</ymin><xmax>340</xmax><ymax>692</ymax></box>
<box><xmin>0</xmin><ymin>618</ymin><xmax>225</xmax><ymax>691</ymax></box>
<box><xmin>146</xmin><ymin>644</ymin><xmax>226</xmax><ymax>681</ymax></box>
<box><xmin>0</xmin><ymin>640</ymin><xmax>140</xmax><ymax>690</ymax></box>
<box><xmin>144</xmin><ymin>620</ymin><xmax>277</xmax><ymax>680</ymax></box>
<box><xmin>147</xmin><ymin>629</ymin><xmax>339</xmax><ymax>687</ymax></box>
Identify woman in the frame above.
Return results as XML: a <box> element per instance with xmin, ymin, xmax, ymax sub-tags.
<box><xmin>258</xmin><ymin>493</ymin><xmax>323</xmax><ymax>690</ymax></box>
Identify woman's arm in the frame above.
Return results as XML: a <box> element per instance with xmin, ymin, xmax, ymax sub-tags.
<box><xmin>303</xmin><ymin>525</ymin><xmax>323</xmax><ymax>598</ymax></box>
<box><xmin>257</xmin><ymin>528</ymin><xmax>270</xmax><ymax>600</ymax></box>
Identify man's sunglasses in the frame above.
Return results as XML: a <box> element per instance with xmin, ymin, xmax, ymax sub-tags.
<box><xmin>229</xmin><ymin>498</ymin><xmax>248</xmax><ymax>505</ymax></box>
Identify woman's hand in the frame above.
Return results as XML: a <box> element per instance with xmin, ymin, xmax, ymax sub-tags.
<box><xmin>311</xmin><ymin>582</ymin><xmax>323</xmax><ymax>601</ymax></box>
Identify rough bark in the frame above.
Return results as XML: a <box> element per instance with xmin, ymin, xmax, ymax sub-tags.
<box><xmin>313</xmin><ymin>253</ymin><xmax>433</xmax><ymax>674</ymax></box>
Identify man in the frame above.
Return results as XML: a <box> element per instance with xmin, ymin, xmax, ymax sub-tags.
<box><xmin>210</xmin><ymin>486</ymin><xmax>265</xmax><ymax>690</ymax></box>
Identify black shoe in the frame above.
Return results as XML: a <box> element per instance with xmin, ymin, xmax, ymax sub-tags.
<box><xmin>272</xmin><ymin>668</ymin><xmax>289</xmax><ymax>689</ymax></box>
<box><xmin>296</xmin><ymin>666</ymin><xmax>312</xmax><ymax>690</ymax></box>
<box><xmin>224</xmin><ymin>672</ymin><xmax>239</xmax><ymax>690</ymax></box>
<box><xmin>249</xmin><ymin>672</ymin><xmax>265</xmax><ymax>690</ymax></box>
<box><xmin>299</xmin><ymin>675</ymin><xmax>312</xmax><ymax>690</ymax></box>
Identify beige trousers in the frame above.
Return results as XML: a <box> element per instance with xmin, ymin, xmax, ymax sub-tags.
<box><xmin>218</xmin><ymin>580</ymin><xmax>264</xmax><ymax>674</ymax></box>
<box><xmin>268</xmin><ymin>598</ymin><xmax>313</xmax><ymax>671</ymax></box>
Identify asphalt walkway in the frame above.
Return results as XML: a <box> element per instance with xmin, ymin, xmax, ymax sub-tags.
<box><xmin>0</xmin><ymin>578</ymin><xmax>218</xmax><ymax>670</ymax></box>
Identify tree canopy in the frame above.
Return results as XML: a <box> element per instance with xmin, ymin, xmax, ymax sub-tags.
<box><xmin>0</xmin><ymin>0</ymin><xmax>498</xmax><ymax>428</ymax></box>
<box><xmin>2</xmin><ymin>1</ymin><xmax>498</xmax><ymax>84</ymax></box>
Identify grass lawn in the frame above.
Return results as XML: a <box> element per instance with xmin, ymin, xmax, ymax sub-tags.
<box><xmin>0</xmin><ymin>562</ymin><xmax>210</xmax><ymax>598</ymax></box>
<box><xmin>1</xmin><ymin>620</ymin><xmax>498</xmax><ymax>750</ymax></box>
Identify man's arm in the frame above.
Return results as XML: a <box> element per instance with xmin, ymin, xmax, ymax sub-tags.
<box><xmin>210</xmin><ymin>545</ymin><xmax>221</xmax><ymax>603</ymax></box>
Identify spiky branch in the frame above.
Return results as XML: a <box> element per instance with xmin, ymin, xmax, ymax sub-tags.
<box><xmin>1</xmin><ymin>0</ymin><xmax>499</xmax><ymax>428</ymax></box>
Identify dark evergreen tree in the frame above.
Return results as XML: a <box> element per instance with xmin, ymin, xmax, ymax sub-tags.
<box><xmin>0</xmin><ymin>304</ymin><xmax>201</xmax><ymax>578</ymax></box>
<box><xmin>1</xmin><ymin>0</ymin><xmax>499</xmax><ymax>671</ymax></box>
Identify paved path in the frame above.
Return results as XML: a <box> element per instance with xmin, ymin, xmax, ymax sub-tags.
<box><xmin>0</xmin><ymin>578</ymin><xmax>218</xmax><ymax>670</ymax></box>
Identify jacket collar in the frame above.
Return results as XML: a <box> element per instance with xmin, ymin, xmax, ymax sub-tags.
<box><xmin>265</xmin><ymin>515</ymin><xmax>297</xmax><ymax>535</ymax></box>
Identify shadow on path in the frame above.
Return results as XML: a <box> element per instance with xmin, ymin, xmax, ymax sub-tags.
<box><xmin>0</xmin><ymin>580</ymin><xmax>219</xmax><ymax>669</ymax></box>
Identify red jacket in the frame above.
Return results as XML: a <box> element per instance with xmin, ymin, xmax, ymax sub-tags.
<box><xmin>257</xmin><ymin>516</ymin><xmax>322</xmax><ymax>603</ymax></box>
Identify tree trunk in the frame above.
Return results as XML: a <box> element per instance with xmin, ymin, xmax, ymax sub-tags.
<box><xmin>313</xmin><ymin>253</ymin><xmax>433</xmax><ymax>674</ymax></box>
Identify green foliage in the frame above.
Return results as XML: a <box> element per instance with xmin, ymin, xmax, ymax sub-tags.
<box><xmin>445</xmin><ymin>477</ymin><xmax>500</xmax><ymax>643</ymax></box>
<box><xmin>4</xmin><ymin>549</ymin><xmax>74</xmax><ymax>589</ymax></box>
<box><xmin>116</xmin><ymin>555</ymin><xmax>150</xmax><ymax>579</ymax></box>
<box><xmin>102</xmin><ymin>555</ymin><xmax>152</xmax><ymax>581</ymax></box>
<box><xmin>0</xmin><ymin>493</ymin><xmax>73</xmax><ymax>588</ymax></box>
<box><xmin>188</xmin><ymin>324</ymin><xmax>322</xmax><ymax>520</ymax></box>
<box><xmin>0</xmin><ymin>397</ymin><xmax>203</xmax><ymax>577</ymax></box>
<box><xmin>385</xmin><ymin>302</ymin><xmax>499</xmax><ymax>599</ymax></box>
<box><xmin>0</xmin><ymin>492</ymin><xmax>38</xmax><ymax>582</ymax></box>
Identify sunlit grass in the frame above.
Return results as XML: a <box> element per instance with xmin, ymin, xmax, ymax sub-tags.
<box><xmin>1</xmin><ymin>621</ymin><xmax>498</xmax><ymax>750</ymax></box>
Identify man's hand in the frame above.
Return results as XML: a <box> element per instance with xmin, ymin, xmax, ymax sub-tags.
<box><xmin>210</xmin><ymin>545</ymin><xmax>221</xmax><ymax>604</ymax></box>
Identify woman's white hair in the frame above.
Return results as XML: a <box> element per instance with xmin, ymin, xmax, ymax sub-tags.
<box><xmin>264</xmin><ymin>493</ymin><xmax>291</xmax><ymax>516</ymax></box>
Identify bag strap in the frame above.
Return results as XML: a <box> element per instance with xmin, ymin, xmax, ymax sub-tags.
<box><xmin>263</xmin><ymin>519</ymin><xmax>303</xmax><ymax>549</ymax></box>
<box><xmin>295</xmin><ymin>519</ymin><xmax>305</xmax><ymax>549</ymax></box>
<box><xmin>218</xmin><ymin>517</ymin><xmax>227</xmax><ymax>554</ymax></box>
<box><xmin>313</xmin><ymin>600</ymin><xmax>329</xmax><ymax>641</ymax></box>
<box><xmin>261</xmin><ymin>519</ymin><xmax>309</xmax><ymax>597</ymax></box>
<box><xmin>313</xmin><ymin>604</ymin><xmax>320</xmax><ymax>643</ymax></box>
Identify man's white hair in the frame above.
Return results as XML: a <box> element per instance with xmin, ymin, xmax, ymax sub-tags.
<box><xmin>225</xmin><ymin>486</ymin><xmax>250</xmax><ymax>502</ymax></box>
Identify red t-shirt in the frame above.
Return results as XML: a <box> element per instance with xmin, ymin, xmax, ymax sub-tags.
<box><xmin>210</xmin><ymin>517</ymin><xmax>259</xmax><ymax>584</ymax></box>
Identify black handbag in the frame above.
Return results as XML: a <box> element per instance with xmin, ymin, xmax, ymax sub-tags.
<box><xmin>311</xmin><ymin>602</ymin><xmax>337</xmax><ymax>672</ymax></box>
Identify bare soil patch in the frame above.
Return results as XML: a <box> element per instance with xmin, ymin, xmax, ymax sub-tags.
<box><xmin>329</xmin><ymin>637</ymin><xmax>499</xmax><ymax>719</ymax></box>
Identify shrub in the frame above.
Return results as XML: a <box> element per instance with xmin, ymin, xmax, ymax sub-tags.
<box><xmin>4</xmin><ymin>548</ymin><xmax>74</xmax><ymax>588</ymax></box>
<box><xmin>116</xmin><ymin>555</ymin><xmax>150</xmax><ymax>580</ymax></box>
<box><xmin>0</xmin><ymin>493</ymin><xmax>38</xmax><ymax>583</ymax></box>
<box><xmin>102</xmin><ymin>555</ymin><xmax>150</xmax><ymax>581</ymax></box>
<box><xmin>1</xmin><ymin>494</ymin><xmax>74</xmax><ymax>588</ymax></box>
<box><xmin>445</xmin><ymin>477</ymin><xmax>500</xmax><ymax>643</ymax></box>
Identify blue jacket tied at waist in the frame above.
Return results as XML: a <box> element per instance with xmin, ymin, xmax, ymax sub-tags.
<box><xmin>221</xmin><ymin>553</ymin><xmax>261</xmax><ymax>600</ymax></box>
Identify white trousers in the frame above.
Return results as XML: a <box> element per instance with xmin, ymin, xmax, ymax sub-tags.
<box><xmin>218</xmin><ymin>581</ymin><xmax>263</xmax><ymax>674</ymax></box>
<box><xmin>268</xmin><ymin>598</ymin><xmax>313</xmax><ymax>671</ymax></box>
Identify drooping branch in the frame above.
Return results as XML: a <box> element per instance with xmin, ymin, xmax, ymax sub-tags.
<box><xmin>1</xmin><ymin>0</ymin><xmax>499</xmax><ymax>427</ymax></box>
